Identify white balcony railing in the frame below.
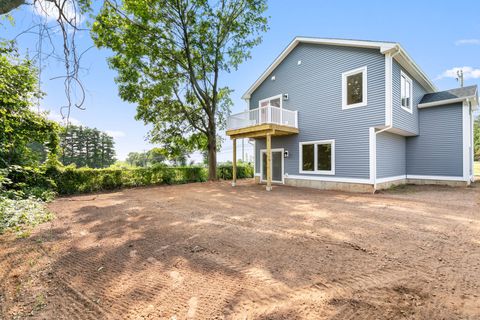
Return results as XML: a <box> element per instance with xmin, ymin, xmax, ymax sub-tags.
<box><xmin>227</xmin><ymin>106</ymin><xmax>298</xmax><ymax>131</ymax></box>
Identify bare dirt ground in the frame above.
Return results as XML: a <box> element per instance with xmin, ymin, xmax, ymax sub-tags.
<box><xmin>1</xmin><ymin>180</ymin><xmax>479</xmax><ymax>319</ymax></box>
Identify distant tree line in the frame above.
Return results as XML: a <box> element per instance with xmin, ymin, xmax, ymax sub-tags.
<box><xmin>60</xmin><ymin>125</ymin><xmax>116</xmax><ymax>168</ymax></box>
<box><xmin>126</xmin><ymin>148</ymin><xmax>189</xmax><ymax>167</ymax></box>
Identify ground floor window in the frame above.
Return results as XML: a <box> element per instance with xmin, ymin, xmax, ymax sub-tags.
<box><xmin>299</xmin><ymin>140</ymin><xmax>335</xmax><ymax>174</ymax></box>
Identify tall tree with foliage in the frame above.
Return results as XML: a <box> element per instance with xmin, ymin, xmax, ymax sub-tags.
<box><xmin>0</xmin><ymin>41</ymin><xmax>60</xmax><ymax>168</ymax></box>
<box><xmin>60</xmin><ymin>125</ymin><xmax>116</xmax><ymax>168</ymax></box>
<box><xmin>91</xmin><ymin>0</ymin><xmax>268</xmax><ymax>180</ymax></box>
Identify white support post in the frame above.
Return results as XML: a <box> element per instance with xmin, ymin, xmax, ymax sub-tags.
<box><xmin>232</xmin><ymin>138</ymin><xmax>237</xmax><ymax>187</ymax></box>
<box><xmin>266</xmin><ymin>133</ymin><xmax>272</xmax><ymax>191</ymax></box>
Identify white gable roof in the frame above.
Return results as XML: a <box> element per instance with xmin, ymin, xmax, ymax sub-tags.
<box><xmin>242</xmin><ymin>37</ymin><xmax>437</xmax><ymax>100</ymax></box>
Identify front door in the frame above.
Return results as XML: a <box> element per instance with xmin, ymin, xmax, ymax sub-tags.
<box><xmin>261</xmin><ymin>149</ymin><xmax>283</xmax><ymax>183</ymax></box>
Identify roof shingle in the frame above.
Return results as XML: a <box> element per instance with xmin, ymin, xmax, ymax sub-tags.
<box><xmin>420</xmin><ymin>85</ymin><xmax>477</xmax><ymax>104</ymax></box>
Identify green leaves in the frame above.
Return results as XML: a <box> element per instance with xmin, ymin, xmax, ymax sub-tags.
<box><xmin>0</xmin><ymin>42</ymin><xmax>60</xmax><ymax>168</ymax></box>
<box><xmin>91</xmin><ymin>0</ymin><xmax>268</xmax><ymax>179</ymax></box>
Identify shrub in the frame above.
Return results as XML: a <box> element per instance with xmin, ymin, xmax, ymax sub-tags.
<box><xmin>1</xmin><ymin>165</ymin><xmax>57</xmax><ymax>201</ymax></box>
<box><xmin>0</xmin><ymin>197</ymin><xmax>53</xmax><ymax>235</ymax></box>
<box><xmin>217</xmin><ymin>163</ymin><xmax>254</xmax><ymax>180</ymax></box>
<box><xmin>46</xmin><ymin>163</ymin><xmax>253</xmax><ymax>195</ymax></box>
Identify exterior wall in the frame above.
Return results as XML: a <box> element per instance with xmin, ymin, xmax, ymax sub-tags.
<box><xmin>406</xmin><ymin>103</ymin><xmax>464</xmax><ymax>177</ymax></box>
<box><xmin>392</xmin><ymin>60</ymin><xmax>429</xmax><ymax>135</ymax></box>
<box><xmin>376</xmin><ymin>132</ymin><xmax>406</xmax><ymax>178</ymax></box>
<box><xmin>251</xmin><ymin>43</ymin><xmax>386</xmax><ymax>179</ymax></box>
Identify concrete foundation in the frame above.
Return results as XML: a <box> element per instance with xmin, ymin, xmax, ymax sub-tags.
<box><xmin>252</xmin><ymin>175</ymin><xmax>470</xmax><ymax>193</ymax></box>
<box><xmin>375</xmin><ymin>178</ymin><xmax>408</xmax><ymax>190</ymax></box>
<box><xmin>284</xmin><ymin>178</ymin><xmax>374</xmax><ymax>193</ymax></box>
<box><xmin>405</xmin><ymin>179</ymin><xmax>469</xmax><ymax>187</ymax></box>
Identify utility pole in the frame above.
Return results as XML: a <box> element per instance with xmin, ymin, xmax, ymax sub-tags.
<box><xmin>456</xmin><ymin>70</ymin><xmax>464</xmax><ymax>87</ymax></box>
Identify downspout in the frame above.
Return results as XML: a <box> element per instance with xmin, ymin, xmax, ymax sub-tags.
<box><xmin>373</xmin><ymin>46</ymin><xmax>401</xmax><ymax>191</ymax></box>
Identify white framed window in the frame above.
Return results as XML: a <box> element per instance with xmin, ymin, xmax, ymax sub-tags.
<box><xmin>342</xmin><ymin>66</ymin><xmax>367</xmax><ymax>109</ymax></box>
<box><xmin>400</xmin><ymin>71</ymin><xmax>413</xmax><ymax>113</ymax></box>
<box><xmin>299</xmin><ymin>140</ymin><xmax>335</xmax><ymax>175</ymax></box>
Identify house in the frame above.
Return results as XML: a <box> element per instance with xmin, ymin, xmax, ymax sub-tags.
<box><xmin>226</xmin><ymin>37</ymin><xmax>478</xmax><ymax>192</ymax></box>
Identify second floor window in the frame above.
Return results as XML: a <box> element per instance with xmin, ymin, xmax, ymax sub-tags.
<box><xmin>342</xmin><ymin>66</ymin><xmax>368</xmax><ymax>109</ymax></box>
<box><xmin>401</xmin><ymin>71</ymin><xmax>413</xmax><ymax>113</ymax></box>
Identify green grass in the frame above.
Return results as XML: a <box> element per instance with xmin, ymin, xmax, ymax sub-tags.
<box><xmin>475</xmin><ymin>161</ymin><xmax>480</xmax><ymax>176</ymax></box>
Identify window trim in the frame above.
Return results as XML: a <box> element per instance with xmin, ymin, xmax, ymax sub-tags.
<box><xmin>342</xmin><ymin>66</ymin><xmax>368</xmax><ymax>109</ymax></box>
<box><xmin>260</xmin><ymin>148</ymin><xmax>284</xmax><ymax>184</ymax></box>
<box><xmin>299</xmin><ymin>140</ymin><xmax>335</xmax><ymax>175</ymax></box>
<box><xmin>258</xmin><ymin>94</ymin><xmax>283</xmax><ymax>109</ymax></box>
<box><xmin>400</xmin><ymin>71</ymin><xmax>413</xmax><ymax>114</ymax></box>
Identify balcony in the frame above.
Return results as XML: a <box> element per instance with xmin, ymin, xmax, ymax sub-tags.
<box><xmin>226</xmin><ymin>106</ymin><xmax>299</xmax><ymax>139</ymax></box>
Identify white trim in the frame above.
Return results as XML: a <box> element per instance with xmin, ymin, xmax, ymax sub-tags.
<box><xmin>376</xmin><ymin>175</ymin><xmax>407</xmax><ymax>184</ymax></box>
<box><xmin>385</xmin><ymin>54</ymin><xmax>393</xmax><ymax>126</ymax></box>
<box><xmin>260</xmin><ymin>148</ymin><xmax>284</xmax><ymax>184</ymax></box>
<box><xmin>299</xmin><ymin>140</ymin><xmax>335</xmax><ymax>175</ymax></box>
<box><xmin>406</xmin><ymin>175</ymin><xmax>467</xmax><ymax>181</ymax></box>
<box><xmin>241</xmin><ymin>37</ymin><xmax>436</xmax><ymax>100</ymax></box>
<box><xmin>418</xmin><ymin>96</ymin><xmax>477</xmax><ymax>108</ymax></box>
<box><xmin>400</xmin><ymin>71</ymin><xmax>413</xmax><ymax>114</ymax></box>
<box><xmin>369</xmin><ymin>127</ymin><xmax>376</xmax><ymax>184</ymax></box>
<box><xmin>470</xmin><ymin>105</ymin><xmax>475</xmax><ymax>181</ymax></box>
<box><xmin>254</xmin><ymin>173</ymin><xmax>261</xmax><ymax>177</ymax></box>
<box><xmin>287</xmin><ymin>175</ymin><xmax>371</xmax><ymax>184</ymax></box>
<box><xmin>258</xmin><ymin>94</ymin><xmax>283</xmax><ymax>108</ymax></box>
<box><xmin>342</xmin><ymin>66</ymin><xmax>368</xmax><ymax>109</ymax></box>
<box><xmin>462</xmin><ymin>102</ymin><xmax>470</xmax><ymax>182</ymax></box>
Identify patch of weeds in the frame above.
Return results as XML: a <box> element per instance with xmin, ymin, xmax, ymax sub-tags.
<box><xmin>28</xmin><ymin>259</ymin><xmax>37</xmax><ymax>267</ymax></box>
<box><xmin>0</xmin><ymin>196</ymin><xmax>54</xmax><ymax>237</ymax></box>
<box><xmin>34</xmin><ymin>293</ymin><xmax>46</xmax><ymax>311</ymax></box>
<box><xmin>382</xmin><ymin>183</ymin><xmax>416</xmax><ymax>194</ymax></box>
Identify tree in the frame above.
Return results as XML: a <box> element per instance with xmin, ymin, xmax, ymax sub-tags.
<box><xmin>147</xmin><ymin>148</ymin><xmax>166</xmax><ymax>165</ymax></box>
<box><xmin>474</xmin><ymin>115</ymin><xmax>480</xmax><ymax>161</ymax></box>
<box><xmin>0</xmin><ymin>41</ymin><xmax>60</xmax><ymax>168</ymax></box>
<box><xmin>91</xmin><ymin>0</ymin><xmax>268</xmax><ymax>180</ymax></box>
<box><xmin>60</xmin><ymin>125</ymin><xmax>116</xmax><ymax>168</ymax></box>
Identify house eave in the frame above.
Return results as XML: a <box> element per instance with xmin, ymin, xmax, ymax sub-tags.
<box><xmin>242</xmin><ymin>37</ymin><xmax>437</xmax><ymax>100</ymax></box>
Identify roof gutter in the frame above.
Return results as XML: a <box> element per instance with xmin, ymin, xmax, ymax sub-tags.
<box><xmin>418</xmin><ymin>96</ymin><xmax>478</xmax><ymax>108</ymax></box>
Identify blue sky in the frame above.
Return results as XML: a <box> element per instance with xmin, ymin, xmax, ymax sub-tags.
<box><xmin>2</xmin><ymin>0</ymin><xmax>479</xmax><ymax>161</ymax></box>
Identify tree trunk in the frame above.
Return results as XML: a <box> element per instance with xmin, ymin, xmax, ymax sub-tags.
<box><xmin>207</xmin><ymin>133</ymin><xmax>217</xmax><ymax>181</ymax></box>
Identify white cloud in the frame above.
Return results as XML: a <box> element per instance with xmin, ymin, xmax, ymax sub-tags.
<box><xmin>437</xmin><ymin>66</ymin><xmax>480</xmax><ymax>80</ymax></box>
<box><xmin>455</xmin><ymin>39</ymin><xmax>480</xmax><ymax>46</ymax></box>
<box><xmin>35</xmin><ymin>107</ymin><xmax>81</xmax><ymax>126</ymax></box>
<box><xmin>32</xmin><ymin>0</ymin><xmax>85</xmax><ymax>25</ymax></box>
<box><xmin>105</xmin><ymin>130</ymin><xmax>126</xmax><ymax>139</ymax></box>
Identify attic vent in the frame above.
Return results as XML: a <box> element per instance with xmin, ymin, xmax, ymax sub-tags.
<box><xmin>271</xmin><ymin>75</ymin><xmax>276</xmax><ymax>81</ymax></box>
<box><xmin>297</xmin><ymin>60</ymin><xmax>302</xmax><ymax>65</ymax></box>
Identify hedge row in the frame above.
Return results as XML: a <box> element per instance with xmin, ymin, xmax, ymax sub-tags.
<box><xmin>44</xmin><ymin>164</ymin><xmax>253</xmax><ymax>195</ymax></box>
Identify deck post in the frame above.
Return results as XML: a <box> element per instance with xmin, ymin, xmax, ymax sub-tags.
<box><xmin>232</xmin><ymin>138</ymin><xmax>237</xmax><ymax>187</ymax></box>
<box><xmin>266</xmin><ymin>133</ymin><xmax>272</xmax><ymax>191</ymax></box>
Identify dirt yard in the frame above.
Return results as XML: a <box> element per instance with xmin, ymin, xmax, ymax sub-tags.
<box><xmin>1</xmin><ymin>180</ymin><xmax>479</xmax><ymax>319</ymax></box>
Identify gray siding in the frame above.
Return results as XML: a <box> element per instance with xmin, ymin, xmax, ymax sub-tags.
<box><xmin>406</xmin><ymin>103</ymin><xmax>463</xmax><ymax>177</ymax></box>
<box><xmin>376</xmin><ymin>132</ymin><xmax>406</xmax><ymax>178</ymax></box>
<box><xmin>251</xmin><ymin>43</ymin><xmax>385</xmax><ymax>179</ymax></box>
<box><xmin>392</xmin><ymin>60</ymin><xmax>429</xmax><ymax>135</ymax></box>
